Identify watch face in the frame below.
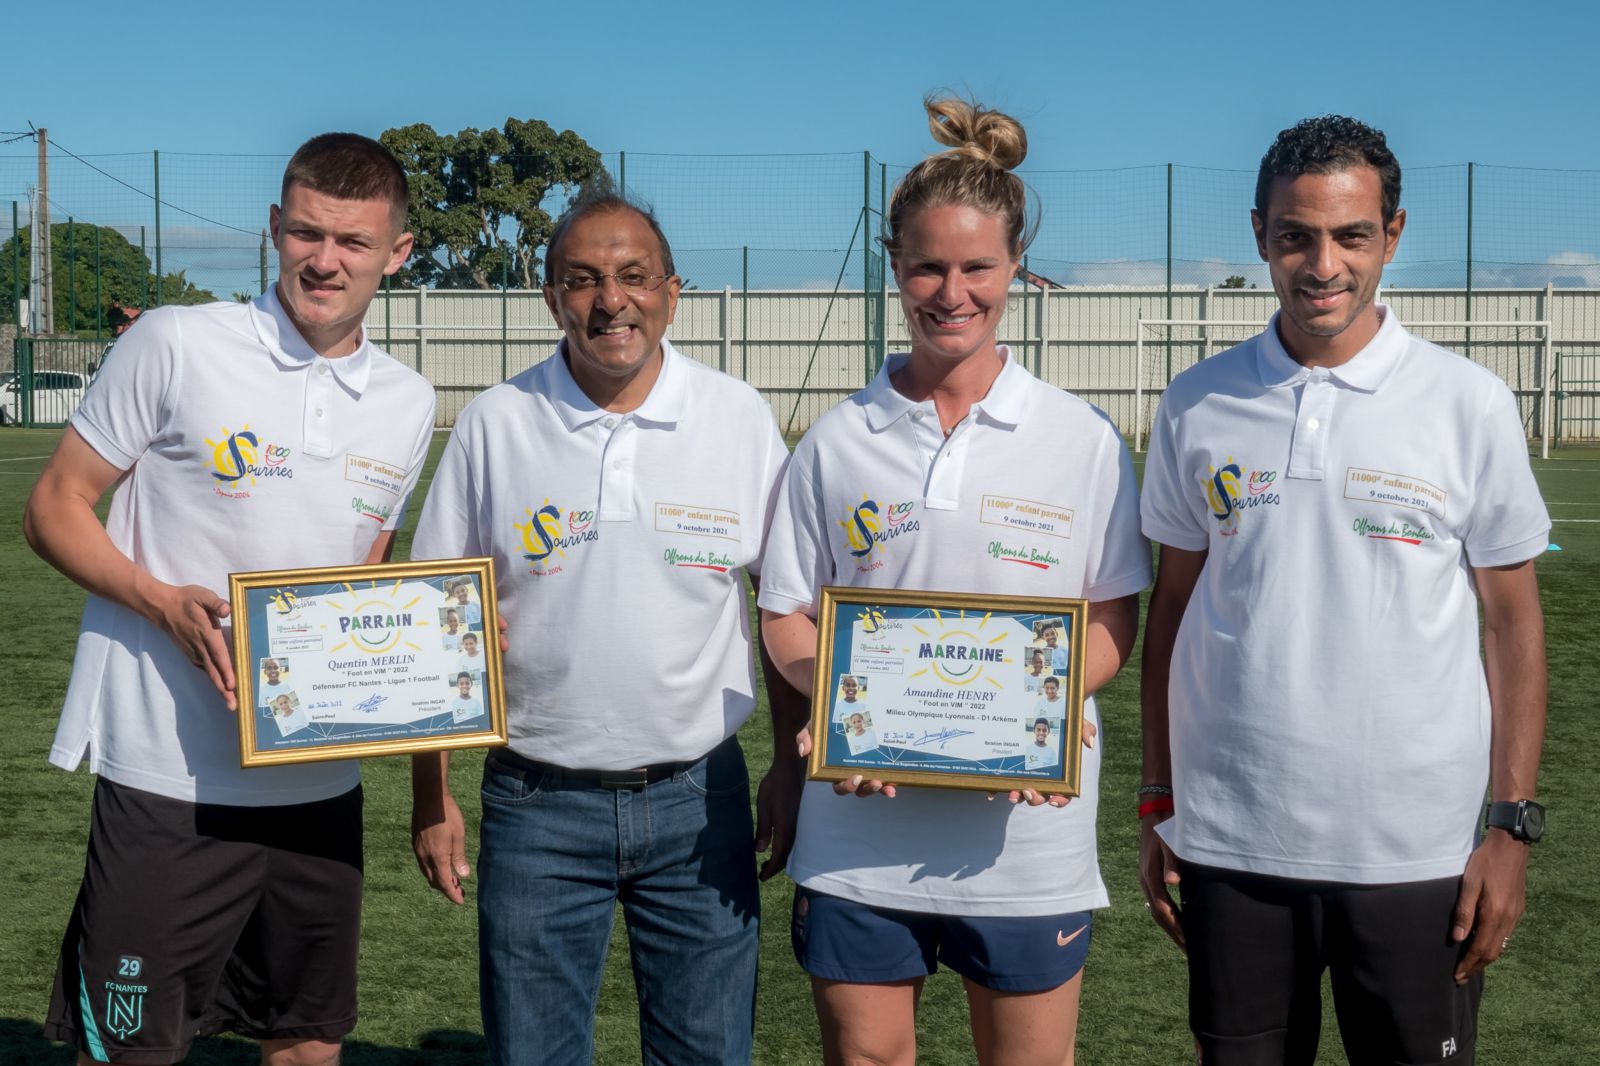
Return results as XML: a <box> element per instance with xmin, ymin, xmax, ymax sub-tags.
<box><xmin>1521</xmin><ymin>803</ymin><xmax>1545</xmax><ymax>841</ymax></box>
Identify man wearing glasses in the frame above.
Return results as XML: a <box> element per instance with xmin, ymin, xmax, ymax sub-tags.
<box><xmin>408</xmin><ymin>189</ymin><xmax>797</xmax><ymax>1065</ymax></box>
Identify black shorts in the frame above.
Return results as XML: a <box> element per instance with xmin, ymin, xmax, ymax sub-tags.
<box><xmin>45</xmin><ymin>777</ymin><xmax>364</xmax><ymax>1064</ymax></box>
<box><xmin>1178</xmin><ymin>860</ymin><xmax>1482</xmax><ymax>1066</ymax></box>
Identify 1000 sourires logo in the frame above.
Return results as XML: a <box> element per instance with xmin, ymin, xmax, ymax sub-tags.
<box><xmin>514</xmin><ymin>499</ymin><xmax>598</xmax><ymax>576</ymax></box>
<box><xmin>839</xmin><ymin>493</ymin><xmax>921</xmax><ymax>572</ymax></box>
<box><xmin>205</xmin><ymin>424</ymin><xmax>295</xmax><ymax>500</ymax></box>
<box><xmin>1202</xmin><ymin>458</ymin><xmax>1280</xmax><ymax>536</ymax></box>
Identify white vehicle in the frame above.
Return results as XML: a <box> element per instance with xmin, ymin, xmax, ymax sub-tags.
<box><xmin>0</xmin><ymin>369</ymin><xmax>91</xmax><ymax>424</ymax></box>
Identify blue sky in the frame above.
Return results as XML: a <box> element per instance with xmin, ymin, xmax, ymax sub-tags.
<box><xmin>5</xmin><ymin>0</ymin><xmax>1599</xmax><ymax>294</ymax></box>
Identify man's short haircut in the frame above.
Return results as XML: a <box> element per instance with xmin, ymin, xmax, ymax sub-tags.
<box><xmin>1255</xmin><ymin>116</ymin><xmax>1402</xmax><ymax>225</ymax></box>
<box><xmin>1044</xmin><ymin>677</ymin><xmax>1059</xmax><ymax>688</ymax></box>
<box><xmin>1034</xmin><ymin>718</ymin><xmax>1050</xmax><ymax>730</ymax></box>
<box><xmin>281</xmin><ymin>133</ymin><xmax>409</xmax><ymax>229</ymax></box>
<box><xmin>544</xmin><ymin>185</ymin><xmax>675</xmax><ymax>285</ymax></box>
<box><xmin>457</xmin><ymin>672</ymin><xmax>472</xmax><ymax>683</ymax></box>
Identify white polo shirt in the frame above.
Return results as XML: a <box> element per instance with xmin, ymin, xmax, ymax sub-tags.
<box><xmin>410</xmin><ymin>340</ymin><xmax>787</xmax><ymax>769</ymax></box>
<box><xmin>1141</xmin><ymin>307</ymin><xmax>1549</xmax><ymax>883</ymax></box>
<box><xmin>52</xmin><ymin>287</ymin><xmax>437</xmax><ymax>805</ymax></box>
<box><xmin>759</xmin><ymin>349</ymin><xmax>1150</xmax><ymax>916</ymax></box>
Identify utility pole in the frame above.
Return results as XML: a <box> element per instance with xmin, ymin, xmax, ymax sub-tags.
<box><xmin>28</xmin><ymin>188</ymin><xmax>44</xmax><ymax>333</ymax></box>
<box><xmin>37</xmin><ymin>128</ymin><xmax>53</xmax><ymax>333</ymax></box>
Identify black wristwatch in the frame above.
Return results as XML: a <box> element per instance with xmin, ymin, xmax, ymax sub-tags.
<box><xmin>1485</xmin><ymin>800</ymin><xmax>1545</xmax><ymax>844</ymax></box>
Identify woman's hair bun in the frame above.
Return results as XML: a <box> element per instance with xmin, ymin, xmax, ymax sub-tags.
<box><xmin>924</xmin><ymin>96</ymin><xmax>1028</xmax><ymax>172</ymax></box>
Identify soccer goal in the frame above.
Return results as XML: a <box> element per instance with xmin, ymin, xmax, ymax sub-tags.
<box><xmin>1133</xmin><ymin>317</ymin><xmax>1555</xmax><ymax>457</ymax></box>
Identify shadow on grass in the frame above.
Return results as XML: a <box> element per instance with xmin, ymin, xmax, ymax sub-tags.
<box><xmin>0</xmin><ymin>1019</ymin><xmax>488</xmax><ymax>1064</ymax></box>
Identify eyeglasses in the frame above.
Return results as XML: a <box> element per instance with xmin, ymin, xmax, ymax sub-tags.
<box><xmin>555</xmin><ymin>271</ymin><xmax>674</xmax><ymax>293</ymax></box>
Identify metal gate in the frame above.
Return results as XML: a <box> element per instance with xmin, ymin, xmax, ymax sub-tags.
<box><xmin>3</xmin><ymin>337</ymin><xmax>107</xmax><ymax>428</ymax></box>
<box><xmin>1555</xmin><ymin>348</ymin><xmax>1600</xmax><ymax>446</ymax></box>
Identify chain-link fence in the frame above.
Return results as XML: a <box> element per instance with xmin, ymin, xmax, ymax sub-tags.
<box><xmin>3</xmin><ymin>136</ymin><xmax>1599</xmax><ymax>437</ymax></box>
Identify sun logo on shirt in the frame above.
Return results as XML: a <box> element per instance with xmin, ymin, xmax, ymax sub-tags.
<box><xmin>515</xmin><ymin>500</ymin><xmax>566</xmax><ymax>563</ymax></box>
<box><xmin>839</xmin><ymin>495</ymin><xmax>883</xmax><ymax>558</ymax></box>
<box><xmin>206</xmin><ymin>426</ymin><xmax>259</xmax><ymax>484</ymax></box>
<box><xmin>1202</xmin><ymin>458</ymin><xmax>1254</xmax><ymax>537</ymax></box>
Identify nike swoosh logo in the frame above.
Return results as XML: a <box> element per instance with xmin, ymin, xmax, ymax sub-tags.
<box><xmin>1057</xmin><ymin>925</ymin><xmax>1087</xmax><ymax>948</ymax></box>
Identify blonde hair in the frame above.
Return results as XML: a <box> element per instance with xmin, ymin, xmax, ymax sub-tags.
<box><xmin>882</xmin><ymin>97</ymin><xmax>1035</xmax><ymax>258</ymax></box>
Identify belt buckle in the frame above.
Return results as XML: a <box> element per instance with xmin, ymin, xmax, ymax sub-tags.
<box><xmin>598</xmin><ymin>768</ymin><xmax>650</xmax><ymax>790</ymax></box>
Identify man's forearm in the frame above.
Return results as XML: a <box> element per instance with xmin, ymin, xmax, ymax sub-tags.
<box><xmin>1140</xmin><ymin>546</ymin><xmax>1206</xmax><ymax>785</ymax></box>
<box><xmin>1140</xmin><ymin>596</ymin><xmax>1179</xmax><ymax>786</ymax></box>
<box><xmin>1478</xmin><ymin>561</ymin><xmax>1547</xmax><ymax>803</ymax></box>
<box><xmin>412</xmin><ymin>750</ymin><xmax>453</xmax><ymax>804</ymax></box>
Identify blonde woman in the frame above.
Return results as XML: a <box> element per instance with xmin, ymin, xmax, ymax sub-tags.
<box><xmin>758</xmin><ymin>98</ymin><xmax>1149</xmax><ymax>1064</ymax></box>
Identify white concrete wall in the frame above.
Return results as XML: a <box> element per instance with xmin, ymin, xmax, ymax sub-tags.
<box><xmin>362</xmin><ymin>286</ymin><xmax>1600</xmax><ymax>439</ymax></box>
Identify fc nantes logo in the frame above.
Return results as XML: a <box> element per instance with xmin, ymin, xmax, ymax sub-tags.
<box><xmin>102</xmin><ymin>955</ymin><xmax>148</xmax><ymax>1040</ymax></box>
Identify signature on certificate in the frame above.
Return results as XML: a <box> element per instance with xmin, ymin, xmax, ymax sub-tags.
<box><xmin>883</xmin><ymin>728</ymin><xmax>974</xmax><ymax>750</ymax></box>
<box><xmin>354</xmin><ymin>693</ymin><xmax>388</xmax><ymax>713</ymax></box>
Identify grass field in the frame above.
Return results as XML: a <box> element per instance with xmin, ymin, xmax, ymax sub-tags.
<box><xmin>2</xmin><ymin>426</ymin><xmax>1597</xmax><ymax>1064</ymax></box>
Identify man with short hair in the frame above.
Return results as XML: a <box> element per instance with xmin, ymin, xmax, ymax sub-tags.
<box><xmin>408</xmin><ymin>189</ymin><xmax>797</xmax><ymax>1065</ymax></box>
<box><xmin>27</xmin><ymin>132</ymin><xmax>435</xmax><ymax>1066</ymax></box>
<box><xmin>1139</xmin><ymin>115</ymin><xmax>1548</xmax><ymax>1065</ymax></box>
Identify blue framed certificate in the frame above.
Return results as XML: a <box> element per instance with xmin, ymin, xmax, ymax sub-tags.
<box><xmin>229</xmin><ymin>558</ymin><xmax>507</xmax><ymax>767</ymax></box>
<box><xmin>808</xmin><ymin>587</ymin><xmax>1088</xmax><ymax>794</ymax></box>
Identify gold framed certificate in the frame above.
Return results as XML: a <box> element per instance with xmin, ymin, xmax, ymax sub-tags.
<box><xmin>808</xmin><ymin>586</ymin><xmax>1088</xmax><ymax>794</ymax></box>
<box><xmin>229</xmin><ymin>558</ymin><xmax>507</xmax><ymax>767</ymax></box>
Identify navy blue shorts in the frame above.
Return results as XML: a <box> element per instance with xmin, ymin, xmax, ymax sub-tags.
<box><xmin>791</xmin><ymin>886</ymin><xmax>1092</xmax><ymax>993</ymax></box>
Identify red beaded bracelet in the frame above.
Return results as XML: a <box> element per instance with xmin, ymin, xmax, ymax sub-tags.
<box><xmin>1138</xmin><ymin>796</ymin><xmax>1175</xmax><ymax>818</ymax></box>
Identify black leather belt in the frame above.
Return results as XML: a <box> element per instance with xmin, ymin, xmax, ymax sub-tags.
<box><xmin>490</xmin><ymin>747</ymin><xmax>690</xmax><ymax>791</ymax></box>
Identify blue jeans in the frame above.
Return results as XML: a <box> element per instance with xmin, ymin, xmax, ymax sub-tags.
<box><xmin>477</xmin><ymin>736</ymin><xmax>759</xmax><ymax>1066</ymax></box>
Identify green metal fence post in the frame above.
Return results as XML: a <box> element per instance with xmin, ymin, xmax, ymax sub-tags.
<box><xmin>68</xmin><ymin>218</ymin><xmax>76</xmax><ymax>334</ymax></box>
<box><xmin>741</xmin><ymin>245</ymin><xmax>749</xmax><ymax>381</ymax></box>
<box><xmin>18</xmin><ymin>335</ymin><xmax>32</xmax><ymax>426</ymax></box>
<box><xmin>500</xmin><ymin>252</ymin><xmax>509</xmax><ymax>383</ymax></box>
<box><xmin>383</xmin><ymin>275</ymin><xmax>392</xmax><ymax>350</ymax></box>
<box><xmin>153</xmin><ymin>150</ymin><xmax>162</xmax><ymax>306</ymax></box>
<box><xmin>139</xmin><ymin>226</ymin><xmax>148</xmax><ymax>310</ymax></box>
<box><xmin>1465</xmin><ymin>162</ymin><xmax>1474</xmax><ymax>315</ymax></box>
<box><xmin>1165</xmin><ymin>163</ymin><xmax>1174</xmax><ymax>384</ymax></box>
<box><xmin>863</xmin><ymin>152</ymin><xmax>875</xmax><ymax>384</ymax></box>
<box><xmin>95</xmin><ymin>226</ymin><xmax>102</xmax><ymax>338</ymax></box>
<box><xmin>1465</xmin><ymin>162</ymin><xmax>1474</xmax><ymax>362</ymax></box>
<box><xmin>1022</xmin><ymin>254</ymin><xmax>1031</xmax><ymax>367</ymax></box>
<box><xmin>12</xmin><ymin>201</ymin><xmax>20</xmax><ymax>328</ymax></box>
<box><xmin>619</xmin><ymin>151</ymin><xmax>626</xmax><ymax>198</ymax></box>
<box><xmin>259</xmin><ymin>229</ymin><xmax>268</xmax><ymax>295</ymax></box>
<box><xmin>879</xmin><ymin>161</ymin><xmax>888</xmax><ymax>370</ymax></box>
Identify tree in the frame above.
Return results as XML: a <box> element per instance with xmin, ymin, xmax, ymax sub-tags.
<box><xmin>1219</xmin><ymin>275</ymin><xmax>1247</xmax><ymax>289</ymax></box>
<box><xmin>381</xmin><ymin>119</ymin><xmax>607</xmax><ymax>290</ymax></box>
<box><xmin>0</xmin><ymin>223</ymin><xmax>217</xmax><ymax>330</ymax></box>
